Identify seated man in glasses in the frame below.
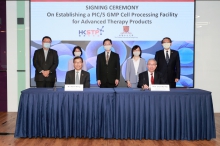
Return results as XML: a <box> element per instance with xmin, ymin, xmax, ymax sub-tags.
<box><xmin>137</xmin><ymin>58</ymin><xmax>165</xmax><ymax>90</ymax></box>
<box><xmin>65</xmin><ymin>56</ymin><xmax>90</xmax><ymax>88</ymax></box>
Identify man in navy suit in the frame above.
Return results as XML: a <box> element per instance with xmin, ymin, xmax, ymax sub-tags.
<box><xmin>155</xmin><ymin>37</ymin><xmax>180</xmax><ymax>88</ymax></box>
<box><xmin>33</xmin><ymin>36</ymin><xmax>58</xmax><ymax>87</ymax></box>
<box><xmin>137</xmin><ymin>59</ymin><xmax>165</xmax><ymax>89</ymax></box>
<box><xmin>96</xmin><ymin>38</ymin><xmax>120</xmax><ymax>88</ymax></box>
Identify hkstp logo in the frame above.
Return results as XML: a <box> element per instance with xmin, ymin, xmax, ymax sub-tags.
<box><xmin>79</xmin><ymin>26</ymin><xmax>104</xmax><ymax>37</ymax></box>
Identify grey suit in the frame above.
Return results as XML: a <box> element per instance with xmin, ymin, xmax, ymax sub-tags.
<box><xmin>125</xmin><ymin>58</ymin><xmax>146</xmax><ymax>88</ymax></box>
<box><xmin>65</xmin><ymin>70</ymin><xmax>90</xmax><ymax>88</ymax></box>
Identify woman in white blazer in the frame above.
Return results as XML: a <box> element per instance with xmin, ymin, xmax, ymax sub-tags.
<box><xmin>126</xmin><ymin>45</ymin><xmax>146</xmax><ymax>88</ymax></box>
<box><xmin>68</xmin><ymin>46</ymin><xmax>87</xmax><ymax>71</ymax></box>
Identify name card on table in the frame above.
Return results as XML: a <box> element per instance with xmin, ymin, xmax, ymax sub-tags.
<box><xmin>150</xmin><ymin>84</ymin><xmax>170</xmax><ymax>91</ymax></box>
<box><xmin>64</xmin><ymin>84</ymin><xmax>83</xmax><ymax>91</ymax></box>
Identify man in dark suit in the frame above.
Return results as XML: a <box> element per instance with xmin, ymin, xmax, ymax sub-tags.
<box><xmin>138</xmin><ymin>59</ymin><xmax>165</xmax><ymax>89</ymax></box>
<box><xmin>155</xmin><ymin>37</ymin><xmax>180</xmax><ymax>88</ymax></box>
<box><xmin>96</xmin><ymin>38</ymin><xmax>120</xmax><ymax>88</ymax></box>
<box><xmin>33</xmin><ymin>36</ymin><xmax>58</xmax><ymax>87</ymax></box>
<box><xmin>65</xmin><ymin>56</ymin><xmax>90</xmax><ymax>88</ymax></box>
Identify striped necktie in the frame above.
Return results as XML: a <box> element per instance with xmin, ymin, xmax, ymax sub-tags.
<box><xmin>165</xmin><ymin>51</ymin><xmax>169</xmax><ymax>64</ymax></box>
<box><xmin>106</xmin><ymin>52</ymin><xmax>109</xmax><ymax>65</ymax></box>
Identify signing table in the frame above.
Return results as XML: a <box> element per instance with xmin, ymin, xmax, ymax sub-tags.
<box><xmin>114</xmin><ymin>88</ymin><xmax>216</xmax><ymax>140</ymax></box>
<box><xmin>14</xmin><ymin>88</ymin><xmax>216</xmax><ymax>140</ymax></box>
<box><xmin>15</xmin><ymin>88</ymin><xmax>115</xmax><ymax>138</ymax></box>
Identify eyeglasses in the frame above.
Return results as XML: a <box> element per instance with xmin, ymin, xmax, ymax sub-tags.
<box><xmin>147</xmin><ymin>64</ymin><xmax>156</xmax><ymax>66</ymax></box>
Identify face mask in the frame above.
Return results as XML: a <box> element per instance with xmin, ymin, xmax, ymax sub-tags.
<box><xmin>104</xmin><ymin>45</ymin><xmax>112</xmax><ymax>51</ymax></box>
<box><xmin>162</xmin><ymin>43</ymin><xmax>171</xmax><ymax>49</ymax></box>
<box><xmin>133</xmin><ymin>51</ymin><xmax>140</xmax><ymax>56</ymax></box>
<box><xmin>43</xmin><ymin>43</ymin><xmax>50</xmax><ymax>49</ymax></box>
<box><xmin>74</xmin><ymin>52</ymin><xmax>81</xmax><ymax>56</ymax></box>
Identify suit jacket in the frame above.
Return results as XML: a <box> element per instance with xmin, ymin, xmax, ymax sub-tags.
<box><xmin>155</xmin><ymin>49</ymin><xmax>180</xmax><ymax>83</ymax></box>
<box><xmin>137</xmin><ymin>71</ymin><xmax>165</xmax><ymax>88</ymax></box>
<box><xmin>125</xmin><ymin>58</ymin><xmax>146</xmax><ymax>83</ymax></box>
<box><xmin>65</xmin><ymin>70</ymin><xmax>90</xmax><ymax>88</ymax></box>
<box><xmin>33</xmin><ymin>48</ymin><xmax>58</xmax><ymax>82</ymax></box>
<box><xmin>96</xmin><ymin>51</ymin><xmax>120</xmax><ymax>84</ymax></box>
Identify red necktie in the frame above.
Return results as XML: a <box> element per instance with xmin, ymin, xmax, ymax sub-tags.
<box><xmin>151</xmin><ymin>73</ymin><xmax>154</xmax><ymax>84</ymax></box>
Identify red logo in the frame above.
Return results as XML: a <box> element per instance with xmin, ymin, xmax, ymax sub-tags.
<box><xmin>120</xmin><ymin>26</ymin><xmax>133</xmax><ymax>36</ymax></box>
<box><xmin>123</xmin><ymin>26</ymin><xmax>129</xmax><ymax>33</ymax></box>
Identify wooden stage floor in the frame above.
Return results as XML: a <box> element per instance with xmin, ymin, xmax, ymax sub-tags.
<box><xmin>0</xmin><ymin>112</ymin><xmax>219</xmax><ymax>146</ymax></box>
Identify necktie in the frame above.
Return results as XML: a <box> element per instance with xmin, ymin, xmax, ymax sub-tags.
<box><xmin>151</xmin><ymin>73</ymin><xmax>154</xmax><ymax>84</ymax></box>
<box><xmin>165</xmin><ymin>51</ymin><xmax>169</xmax><ymax>64</ymax></box>
<box><xmin>75</xmin><ymin>71</ymin><xmax>80</xmax><ymax>84</ymax></box>
<box><xmin>106</xmin><ymin>52</ymin><xmax>109</xmax><ymax>65</ymax></box>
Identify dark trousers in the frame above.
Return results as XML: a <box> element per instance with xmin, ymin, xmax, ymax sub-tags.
<box><xmin>36</xmin><ymin>81</ymin><xmax>55</xmax><ymax>88</ymax></box>
<box><xmin>100</xmin><ymin>82</ymin><xmax>115</xmax><ymax>88</ymax></box>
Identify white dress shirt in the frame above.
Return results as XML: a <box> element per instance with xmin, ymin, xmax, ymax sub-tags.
<box><xmin>132</xmin><ymin>58</ymin><xmax>140</xmax><ymax>75</ymax></box>
<box><xmin>148</xmin><ymin>71</ymin><xmax>154</xmax><ymax>88</ymax></box>
<box><xmin>43</xmin><ymin>49</ymin><xmax>49</xmax><ymax>61</ymax></box>
<box><xmin>75</xmin><ymin>70</ymin><xmax>81</xmax><ymax>83</ymax></box>
<box><xmin>39</xmin><ymin>49</ymin><xmax>49</xmax><ymax>73</ymax></box>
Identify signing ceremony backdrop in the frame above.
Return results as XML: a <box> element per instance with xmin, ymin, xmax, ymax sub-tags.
<box><xmin>30</xmin><ymin>0</ymin><xmax>195</xmax><ymax>87</ymax></box>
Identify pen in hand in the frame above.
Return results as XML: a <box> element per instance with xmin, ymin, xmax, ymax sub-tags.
<box><xmin>142</xmin><ymin>84</ymin><xmax>149</xmax><ymax>90</ymax></box>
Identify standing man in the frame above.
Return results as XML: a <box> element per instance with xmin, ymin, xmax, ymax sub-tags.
<box><xmin>65</xmin><ymin>56</ymin><xmax>90</xmax><ymax>88</ymax></box>
<box><xmin>33</xmin><ymin>36</ymin><xmax>59</xmax><ymax>87</ymax></box>
<box><xmin>155</xmin><ymin>37</ymin><xmax>180</xmax><ymax>88</ymax></box>
<box><xmin>96</xmin><ymin>38</ymin><xmax>120</xmax><ymax>88</ymax></box>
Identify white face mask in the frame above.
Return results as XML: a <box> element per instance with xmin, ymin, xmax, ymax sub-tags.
<box><xmin>43</xmin><ymin>43</ymin><xmax>50</xmax><ymax>49</ymax></box>
<box><xmin>162</xmin><ymin>43</ymin><xmax>171</xmax><ymax>49</ymax></box>
<box><xmin>133</xmin><ymin>51</ymin><xmax>140</xmax><ymax>56</ymax></box>
<box><xmin>104</xmin><ymin>45</ymin><xmax>112</xmax><ymax>51</ymax></box>
<box><xmin>74</xmin><ymin>52</ymin><xmax>81</xmax><ymax>56</ymax></box>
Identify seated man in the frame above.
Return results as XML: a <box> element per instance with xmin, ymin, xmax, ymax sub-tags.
<box><xmin>137</xmin><ymin>58</ymin><xmax>165</xmax><ymax>89</ymax></box>
<box><xmin>65</xmin><ymin>56</ymin><xmax>90</xmax><ymax>88</ymax></box>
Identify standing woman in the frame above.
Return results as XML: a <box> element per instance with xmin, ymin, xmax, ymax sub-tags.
<box><xmin>68</xmin><ymin>46</ymin><xmax>87</xmax><ymax>71</ymax></box>
<box><xmin>126</xmin><ymin>45</ymin><xmax>146</xmax><ymax>88</ymax></box>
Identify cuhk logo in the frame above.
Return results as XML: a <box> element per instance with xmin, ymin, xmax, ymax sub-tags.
<box><xmin>123</xmin><ymin>26</ymin><xmax>129</xmax><ymax>33</ymax></box>
<box><xmin>118</xmin><ymin>26</ymin><xmax>133</xmax><ymax>37</ymax></box>
<box><xmin>79</xmin><ymin>26</ymin><xmax>104</xmax><ymax>37</ymax></box>
<box><xmin>120</xmin><ymin>26</ymin><xmax>132</xmax><ymax>35</ymax></box>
